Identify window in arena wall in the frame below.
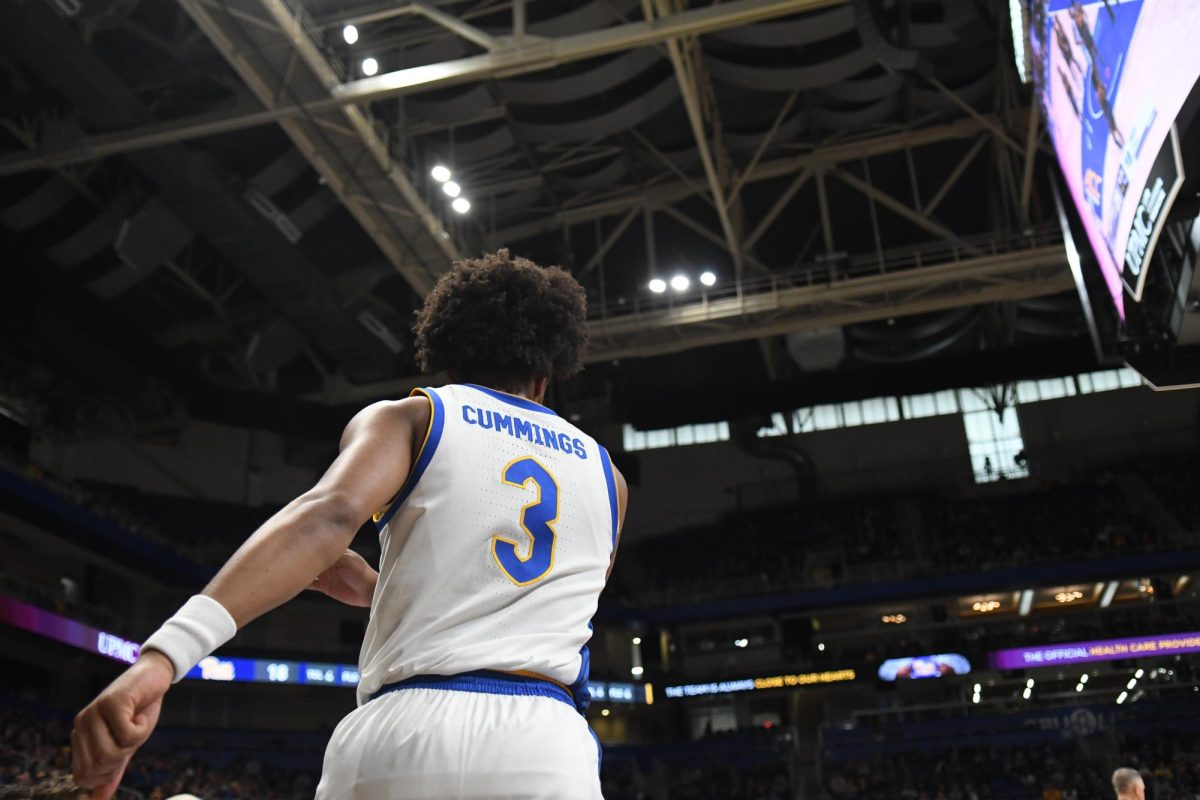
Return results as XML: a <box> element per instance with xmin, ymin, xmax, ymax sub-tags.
<box><xmin>622</xmin><ymin>421</ymin><xmax>730</xmax><ymax>451</ymax></box>
<box><xmin>621</xmin><ymin>368</ymin><xmax>1139</xmax><ymax>452</ymax></box>
<box><xmin>962</xmin><ymin>405</ymin><xmax>1029</xmax><ymax>483</ymax></box>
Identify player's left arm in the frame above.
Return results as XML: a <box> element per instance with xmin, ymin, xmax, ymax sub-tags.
<box><xmin>606</xmin><ymin>465</ymin><xmax>629</xmax><ymax>579</ymax></box>
<box><xmin>71</xmin><ymin>397</ymin><xmax>425</xmax><ymax>797</ymax></box>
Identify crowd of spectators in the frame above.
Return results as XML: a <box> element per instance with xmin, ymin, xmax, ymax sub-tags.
<box><xmin>1134</xmin><ymin>457</ymin><xmax>1200</xmax><ymax>532</ymax></box>
<box><xmin>5</xmin><ymin>441</ymin><xmax>1200</xmax><ymax>612</ymax></box>
<box><xmin>0</xmin><ymin>692</ymin><xmax>316</xmax><ymax>800</ymax></box>
<box><xmin>602</xmin><ymin>728</ymin><xmax>797</xmax><ymax>800</ymax></box>
<box><xmin>825</xmin><ymin>729</ymin><xmax>1200</xmax><ymax>800</ymax></box>
<box><xmin>614</xmin><ymin>465</ymin><xmax>1193</xmax><ymax>607</ymax></box>
<box><xmin>0</xmin><ymin>448</ymin><xmax>196</xmax><ymax>565</ymax></box>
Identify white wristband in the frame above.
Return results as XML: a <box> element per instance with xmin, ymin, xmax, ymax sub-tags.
<box><xmin>141</xmin><ymin>594</ymin><xmax>237</xmax><ymax>683</ymax></box>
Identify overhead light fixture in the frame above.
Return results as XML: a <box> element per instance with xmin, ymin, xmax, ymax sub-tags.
<box><xmin>1022</xmin><ymin>687</ymin><xmax>1032</xmax><ymax>700</ymax></box>
<box><xmin>431</xmin><ymin>165</ymin><xmax>451</xmax><ymax>183</ymax></box>
<box><xmin>451</xmin><ymin>197</ymin><xmax>471</xmax><ymax>214</ymax></box>
<box><xmin>1080</xmin><ymin>673</ymin><xmax>1089</xmax><ymax>684</ymax></box>
<box><xmin>1135</xmin><ymin>668</ymin><xmax>1144</xmax><ymax>679</ymax></box>
<box><xmin>343</xmin><ymin>24</ymin><xmax>359</xmax><ymax>44</ymax></box>
<box><xmin>817</xmin><ymin>642</ymin><xmax>825</xmax><ymax>652</ymax></box>
<box><xmin>648</xmin><ymin>278</ymin><xmax>666</xmax><ymax>294</ymax></box>
<box><xmin>631</xmin><ymin>665</ymin><xmax>644</xmax><ymax>677</ymax></box>
<box><xmin>1026</xmin><ymin>678</ymin><xmax>1035</xmax><ymax>689</ymax></box>
<box><xmin>972</xmin><ymin>600</ymin><xmax>1002</xmax><ymax>613</ymax></box>
<box><xmin>700</xmin><ymin>270</ymin><xmax>717</xmax><ymax>287</ymax></box>
<box><xmin>881</xmin><ymin>614</ymin><xmax>907</xmax><ymax>624</ymax></box>
<box><xmin>601</xmin><ymin>708</ymin><xmax>610</xmax><ymax>717</ymax></box>
<box><xmin>1055</xmin><ymin>590</ymin><xmax>1084</xmax><ymax>604</ymax></box>
<box><xmin>1075</xmin><ymin>684</ymin><xmax>1084</xmax><ymax>693</ymax></box>
<box><xmin>1100</xmin><ymin>580</ymin><xmax>1119</xmax><ymax>608</ymax></box>
<box><xmin>632</xmin><ymin>637</ymin><xmax>642</xmax><ymax>645</ymax></box>
<box><xmin>361</xmin><ymin>57</ymin><xmax>379</xmax><ymax>76</ymax></box>
<box><xmin>1126</xmin><ymin>678</ymin><xmax>1138</xmax><ymax>690</ymax></box>
<box><xmin>443</xmin><ymin>180</ymin><xmax>462</xmax><ymax>198</ymax></box>
<box><xmin>670</xmin><ymin>274</ymin><xmax>690</xmax><ymax>292</ymax></box>
<box><xmin>1116</xmin><ymin>690</ymin><xmax>1128</xmax><ymax>704</ymax></box>
<box><xmin>973</xmin><ymin>683</ymin><xmax>981</xmax><ymax>694</ymax></box>
<box><xmin>734</xmin><ymin>638</ymin><xmax>749</xmax><ymax>648</ymax></box>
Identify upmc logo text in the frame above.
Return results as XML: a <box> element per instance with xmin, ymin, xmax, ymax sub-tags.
<box><xmin>96</xmin><ymin>632</ymin><xmax>140</xmax><ymax>664</ymax></box>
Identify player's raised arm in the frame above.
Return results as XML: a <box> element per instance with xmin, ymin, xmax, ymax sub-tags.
<box><xmin>71</xmin><ymin>397</ymin><xmax>427</xmax><ymax>798</ymax></box>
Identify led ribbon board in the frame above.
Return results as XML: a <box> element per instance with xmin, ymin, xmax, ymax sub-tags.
<box><xmin>663</xmin><ymin>669</ymin><xmax>856</xmax><ymax>699</ymax></box>
<box><xmin>990</xmin><ymin>632</ymin><xmax>1200</xmax><ymax>669</ymax></box>
<box><xmin>0</xmin><ymin>595</ymin><xmax>650</xmax><ymax>700</ymax></box>
<box><xmin>0</xmin><ymin>594</ymin><xmax>360</xmax><ymax>686</ymax></box>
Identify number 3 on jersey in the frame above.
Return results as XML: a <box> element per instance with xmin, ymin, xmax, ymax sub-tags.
<box><xmin>492</xmin><ymin>457</ymin><xmax>559</xmax><ymax>586</ymax></box>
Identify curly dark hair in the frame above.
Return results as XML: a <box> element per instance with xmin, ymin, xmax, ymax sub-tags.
<box><xmin>414</xmin><ymin>249</ymin><xmax>588</xmax><ymax>384</ymax></box>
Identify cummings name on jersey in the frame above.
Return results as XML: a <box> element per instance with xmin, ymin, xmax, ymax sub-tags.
<box><xmin>461</xmin><ymin>405</ymin><xmax>588</xmax><ymax>460</ymax></box>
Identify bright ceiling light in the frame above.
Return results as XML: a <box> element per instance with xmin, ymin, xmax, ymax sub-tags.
<box><xmin>451</xmin><ymin>197</ymin><xmax>471</xmax><ymax>214</ymax></box>
<box><xmin>670</xmin><ymin>274</ymin><xmax>690</xmax><ymax>292</ymax></box>
<box><xmin>443</xmin><ymin>180</ymin><xmax>462</xmax><ymax>198</ymax></box>
<box><xmin>631</xmin><ymin>666</ymin><xmax>644</xmax><ymax>677</ymax></box>
<box><xmin>361</xmin><ymin>57</ymin><xmax>378</xmax><ymax>76</ymax></box>
<box><xmin>632</xmin><ymin>637</ymin><xmax>642</xmax><ymax>645</ymax></box>
<box><xmin>734</xmin><ymin>638</ymin><xmax>749</xmax><ymax>648</ymax></box>
<box><xmin>699</xmin><ymin>270</ymin><xmax>717</xmax><ymax>286</ymax></box>
<box><xmin>343</xmin><ymin>24</ymin><xmax>359</xmax><ymax>44</ymax></box>
<box><xmin>648</xmin><ymin>278</ymin><xmax>666</xmax><ymax>294</ymax></box>
<box><xmin>431</xmin><ymin>164</ymin><xmax>451</xmax><ymax>183</ymax></box>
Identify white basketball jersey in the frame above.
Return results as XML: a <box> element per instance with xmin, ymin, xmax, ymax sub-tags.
<box><xmin>356</xmin><ymin>383</ymin><xmax>619</xmax><ymax>707</ymax></box>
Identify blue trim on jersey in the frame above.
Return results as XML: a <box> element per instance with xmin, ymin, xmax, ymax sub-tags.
<box><xmin>369</xmin><ymin>670</ymin><xmax>573</xmax><ymax>709</ymax></box>
<box><xmin>589</xmin><ymin>727</ymin><xmax>603</xmax><ymax>774</ymax></box>
<box><xmin>376</xmin><ymin>387</ymin><xmax>445</xmax><ymax>529</ymax></box>
<box><xmin>570</xmin><ymin>642</ymin><xmax>592</xmax><ymax>715</ymax></box>
<box><xmin>461</xmin><ymin>383</ymin><xmax>559</xmax><ymax>416</ymax></box>
<box><xmin>599</xmin><ymin>446</ymin><xmax>618</xmax><ymax>550</ymax></box>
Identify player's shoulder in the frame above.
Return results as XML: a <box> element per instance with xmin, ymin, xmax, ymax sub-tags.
<box><xmin>341</xmin><ymin>396</ymin><xmax>432</xmax><ymax>448</ymax></box>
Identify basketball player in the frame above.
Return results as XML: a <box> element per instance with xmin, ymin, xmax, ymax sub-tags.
<box><xmin>71</xmin><ymin>251</ymin><xmax>627</xmax><ymax>799</ymax></box>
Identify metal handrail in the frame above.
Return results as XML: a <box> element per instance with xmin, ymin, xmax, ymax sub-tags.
<box><xmin>588</xmin><ymin>224</ymin><xmax>1065</xmax><ymax>323</ymax></box>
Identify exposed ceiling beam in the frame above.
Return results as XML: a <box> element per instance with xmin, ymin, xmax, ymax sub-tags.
<box><xmin>177</xmin><ymin>0</ymin><xmax>457</xmax><ymax>296</ymax></box>
<box><xmin>0</xmin><ymin>0</ymin><xmax>843</xmax><ymax>176</ymax></box>
<box><xmin>648</xmin><ymin>0</ymin><xmax>745</xmax><ymax>279</ymax></box>
<box><xmin>487</xmin><ymin>115</ymin><xmax>1001</xmax><ymax>246</ymax></box>
<box><xmin>585</xmin><ymin>244</ymin><xmax>1072</xmax><ymax>362</ymax></box>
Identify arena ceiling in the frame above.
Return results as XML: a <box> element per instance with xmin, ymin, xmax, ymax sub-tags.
<box><xmin>0</xmin><ymin>0</ymin><xmax>1095</xmax><ymax>439</ymax></box>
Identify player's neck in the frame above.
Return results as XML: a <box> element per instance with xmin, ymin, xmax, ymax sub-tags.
<box><xmin>453</xmin><ymin>374</ymin><xmax>547</xmax><ymax>404</ymax></box>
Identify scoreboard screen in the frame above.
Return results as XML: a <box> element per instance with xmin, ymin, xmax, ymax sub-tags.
<box><xmin>1031</xmin><ymin>0</ymin><xmax>1200</xmax><ymax>316</ymax></box>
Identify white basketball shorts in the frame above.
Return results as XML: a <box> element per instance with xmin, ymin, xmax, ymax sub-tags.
<box><xmin>314</xmin><ymin>677</ymin><xmax>603</xmax><ymax>800</ymax></box>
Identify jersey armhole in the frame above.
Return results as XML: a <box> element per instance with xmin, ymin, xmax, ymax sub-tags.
<box><xmin>373</xmin><ymin>387</ymin><xmax>445</xmax><ymax>530</ymax></box>
<box><xmin>599</xmin><ymin>445</ymin><xmax>619</xmax><ymax>551</ymax></box>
